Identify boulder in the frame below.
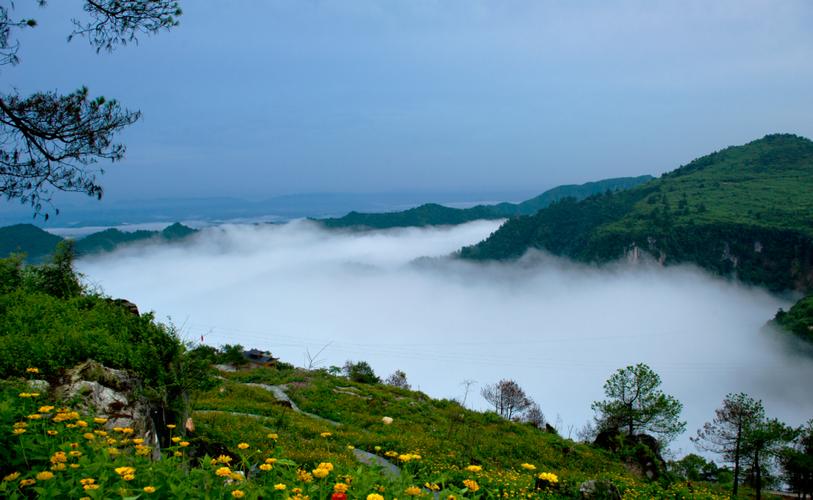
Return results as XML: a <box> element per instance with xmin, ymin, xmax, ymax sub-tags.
<box><xmin>579</xmin><ymin>480</ymin><xmax>621</xmax><ymax>500</ymax></box>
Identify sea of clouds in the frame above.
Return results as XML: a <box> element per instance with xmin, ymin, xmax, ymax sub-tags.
<box><xmin>76</xmin><ymin>219</ymin><xmax>813</xmax><ymax>455</ymax></box>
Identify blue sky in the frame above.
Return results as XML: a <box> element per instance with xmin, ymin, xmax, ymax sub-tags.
<box><xmin>4</xmin><ymin>0</ymin><xmax>813</xmax><ymax>201</ymax></box>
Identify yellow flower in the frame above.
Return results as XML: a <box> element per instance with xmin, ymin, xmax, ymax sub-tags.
<box><xmin>267</xmin><ymin>433</ymin><xmax>278</xmax><ymax>439</ymax></box>
<box><xmin>260</xmin><ymin>464</ymin><xmax>273</xmax><ymax>471</ymax></box>
<box><xmin>107</xmin><ymin>448</ymin><xmax>120</xmax><ymax>456</ymax></box>
<box><xmin>83</xmin><ymin>484</ymin><xmax>100</xmax><ymax>490</ymax></box>
<box><xmin>180</xmin><ymin>441</ymin><xmax>190</xmax><ymax>447</ymax></box>
<box><xmin>144</xmin><ymin>486</ymin><xmax>157</xmax><ymax>493</ymax></box>
<box><xmin>123</xmin><ymin>474</ymin><xmax>136</xmax><ymax>481</ymax></box>
<box><xmin>80</xmin><ymin>478</ymin><xmax>96</xmax><ymax>485</ymax></box>
<box><xmin>463</xmin><ymin>479</ymin><xmax>479</xmax><ymax>492</ymax></box>
<box><xmin>216</xmin><ymin>455</ymin><xmax>233</xmax><ymax>463</ymax></box>
<box><xmin>26</xmin><ymin>367</ymin><xmax>39</xmax><ymax>373</ymax></box>
<box><xmin>347</xmin><ymin>445</ymin><xmax>355</xmax><ymax>450</ymax></box>
<box><xmin>76</xmin><ymin>420</ymin><xmax>88</xmax><ymax>427</ymax></box>
<box><xmin>122</xmin><ymin>427</ymin><xmax>134</xmax><ymax>434</ymax></box>
<box><xmin>133</xmin><ymin>438</ymin><xmax>145</xmax><ymax>444</ymax></box>
<box><xmin>265</xmin><ymin>458</ymin><xmax>277</xmax><ymax>464</ymax></box>
<box><xmin>171</xmin><ymin>437</ymin><xmax>182</xmax><ymax>443</ymax></box>
<box><xmin>83</xmin><ymin>432</ymin><xmax>95</xmax><ymax>440</ymax></box>
<box><xmin>237</xmin><ymin>442</ymin><xmax>249</xmax><ymax>449</ymax></box>
<box><xmin>334</xmin><ymin>482</ymin><xmax>349</xmax><ymax>493</ymax></box>
<box><xmin>465</xmin><ymin>465</ymin><xmax>482</xmax><ymax>473</ymax></box>
<box><xmin>174</xmin><ymin>451</ymin><xmax>183</xmax><ymax>457</ymax></box>
<box><xmin>229</xmin><ymin>473</ymin><xmax>244</xmax><ymax>481</ymax></box>
<box><xmin>115</xmin><ymin>467</ymin><xmax>136</xmax><ymax>476</ymax></box>
<box><xmin>51</xmin><ymin>463</ymin><xmax>66</xmax><ymax>471</ymax></box>
<box><xmin>404</xmin><ymin>485</ymin><xmax>422</xmax><ymax>496</ymax></box>
<box><xmin>20</xmin><ymin>478</ymin><xmax>36</xmax><ymax>487</ymax></box>
<box><xmin>95</xmin><ymin>430</ymin><xmax>108</xmax><ymax>436</ymax></box>
<box><xmin>425</xmin><ymin>482</ymin><xmax>440</xmax><ymax>491</ymax></box>
<box><xmin>69</xmin><ymin>450</ymin><xmax>82</xmax><ymax>457</ymax></box>
<box><xmin>215</xmin><ymin>467</ymin><xmax>232</xmax><ymax>477</ymax></box>
<box><xmin>38</xmin><ymin>406</ymin><xmax>55</xmax><ymax>413</ymax></box>
<box><xmin>94</xmin><ymin>417</ymin><xmax>108</xmax><ymax>424</ymax></box>
<box><xmin>317</xmin><ymin>462</ymin><xmax>334</xmax><ymax>472</ymax></box>
<box><xmin>12</xmin><ymin>428</ymin><xmax>26</xmax><ymax>435</ymax></box>
<box><xmin>385</xmin><ymin>451</ymin><xmax>398</xmax><ymax>458</ymax></box>
<box><xmin>296</xmin><ymin>469</ymin><xmax>313</xmax><ymax>483</ymax></box>
<box><xmin>232</xmin><ymin>491</ymin><xmax>245</xmax><ymax>498</ymax></box>
<box><xmin>520</xmin><ymin>463</ymin><xmax>536</xmax><ymax>471</ymax></box>
<box><xmin>70</xmin><ymin>464</ymin><xmax>81</xmax><ymax>469</ymax></box>
<box><xmin>36</xmin><ymin>471</ymin><xmax>54</xmax><ymax>481</ymax></box>
<box><xmin>51</xmin><ymin>452</ymin><xmax>67</xmax><ymax>464</ymax></box>
<box><xmin>312</xmin><ymin>467</ymin><xmax>329</xmax><ymax>478</ymax></box>
<box><xmin>274</xmin><ymin>484</ymin><xmax>286</xmax><ymax>490</ymax></box>
<box><xmin>320</xmin><ymin>432</ymin><xmax>332</xmax><ymax>438</ymax></box>
<box><xmin>3</xmin><ymin>472</ymin><xmax>20</xmax><ymax>481</ymax></box>
<box><xmin>367</xmin><ymin>495</ymin><xmax>384</xmax><ymax>500</ymax></box>
<box><xmin>166</xmin><ymin>424</ymin><xmax>176</xmax><ymax>429</ymax></box>
<box><xmin>537</xmin><ymin>472</ymin><xmax>559</xmax><ymax>484</ymax></box>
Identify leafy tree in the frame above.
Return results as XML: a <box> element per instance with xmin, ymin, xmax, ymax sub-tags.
<box><xmin>743</xmin><ymin>417</ymin><xmax>795</xmax><ymax>500</ymax></box>
<box><xmin>780</xmin><ymin>420</ymin><xmax>813</xmax><ymax>498</ymax></box>
<box><xmin>21</xmin><ymin>240</ymin><xmax>83</xmax><ymax>298</ymax></box>
<box><xmin>591</xmin><ymin>363</ymin><xmax>685</xmax><ymax>442</ymax></box>
<box><xmin>669</xmin><ymin>453</ymin><xmax>724</xmax><ymax>482</ymax></box>
<box><xmin>343</xmin><ymin>360</ymin><xmax>380</xmax><ymax>384</ymax></box>
<box><xmin>0</xmin><ymin>1</ymin><xmax>182</xmax><ymax>217</ymax></box>
<box><xmin>384</xmin><ymin>369</ymin><xmax>411</xmax><ymax>390</ymax></box>
<box><xmin>219</xmin><ymin>344</ymin><xmax>247</xmax><ymax>367</ymax></box>
<box><xmin>480</xmin><ymin>379</ymin><xmax>533</xmax><ymax>420</ymax></box>
<box><xmin>692</xmin><ymin>393</ymin><xmax>765</xmax><ymax>497</ymax></box>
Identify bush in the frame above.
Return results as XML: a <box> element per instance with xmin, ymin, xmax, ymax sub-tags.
<box><xmin>342</xmin><ymin>360</ymin><xmax>380</xmax><ymax>384</ymax></box>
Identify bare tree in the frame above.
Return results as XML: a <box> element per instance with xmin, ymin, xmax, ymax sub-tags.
<box><xmin>523</xmin><ymin>402</ymin><xmax>546</xmax><ymax>429</ymax></box>
<box><xmin>480</xmin><ymin>379</ymin><xmax>533</xmax><ymax>420</ymax></box>
<box><xmin>384</xmin><ymin>369</ymin><xmax>411</xmax><ymax>390</ymax></box>
<box><xmin>460</xmin><ymin>379</ymin><xmax>477</xmax><ymax>407</ymax></box>
<box><xmin>692</xmin><ymin>393</ymin><xmax>765</xmax><ymax>497</ymax></box>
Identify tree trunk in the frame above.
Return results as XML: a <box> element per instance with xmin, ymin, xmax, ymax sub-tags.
<box><xmin>733</xmin><ymin>421</ymin><xmax>741</xmax><ymax>496</ymax></box>
<box><xmin>755</xmin><ymin>449</ymin><xmax>762</xmax><ymax>500</ymax></box>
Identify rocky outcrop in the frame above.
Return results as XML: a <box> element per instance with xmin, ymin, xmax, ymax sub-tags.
<box><xmin>593</xmin><ymin>430</ymin><xmax>666</xmax><ymax>480</ymax></box>
<box><xmin>54</xmin><ymin>360</ymin><xmax>158</xmax><ymax>457</ymax></box>
<box><xmin>579</xmin><ymin>479</ymin><xmax>621</xmax><ymax>499</ymax></box>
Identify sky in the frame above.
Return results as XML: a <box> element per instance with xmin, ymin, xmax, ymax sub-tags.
<box><xmin>3</xmin><ymin>0</ymin><xmax>813</xmax><ymax>202</ymax></box>
<box><xmin>76</xmin><ymin>220</ymin><xmax>813</xmax><ymax>455</ymax></box>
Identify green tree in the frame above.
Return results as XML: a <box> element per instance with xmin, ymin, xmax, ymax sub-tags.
<box><xmin>743</xmin><ymin>417</ymin><xmax>795</xmax><ymax>500</ymax></box>
<box><xmin>591</xmin><ymin>363</ymin><xmax>686</xmax><ymax>442</ymax></box>
<box><xmin>343</xmin><ymin>360</ymin><xmax>380</xmax><ymax>384</ymax></box>
<box><xmin>780</xmin><ymin>420</ymin><xmax>813</xmax><ymax>498</ymax></box>
<box><xmin>692</xmin><ymin>393</ymin><xmax>765</xmax><ymax>497</ymax></box>
<box><xmin>0</xmin><ymin>1</ymin><xmax>182</xmax><ymax>217</ymax></box>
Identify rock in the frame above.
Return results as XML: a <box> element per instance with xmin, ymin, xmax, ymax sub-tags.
<box><xmin>55</xmin><ymin>360</ymin><xmax>157</xmax><ymax>457</ymax></box>
<box><xmin>579</xmin><ymin>480</ymin><xmax>621</xmax><ymax>500</ymax></box>
<box><xmin>107</xmin><ymin>298</ymin><xmax>140</xmax><ymax>316</ymax></box>
<box><xmin>27</xmin><ymin>379</ymin><xmax>50</xmax><ymax>392</ymax></box>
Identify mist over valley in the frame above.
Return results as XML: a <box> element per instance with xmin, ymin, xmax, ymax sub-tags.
<box><xmin>76</xmin><ymin>219</ymin><xmax>813</xmax><ymax>454</ymax></box>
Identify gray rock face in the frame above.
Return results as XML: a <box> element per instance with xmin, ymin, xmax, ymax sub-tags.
<box><xmin>54</xmin><ymin>360</ymin><xmax>158</xmax><ymax>457</ymax></box>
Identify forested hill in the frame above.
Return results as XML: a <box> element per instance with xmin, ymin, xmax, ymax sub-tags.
<box><xmin>0</xmin><ymin>222</ymin><xmax>197</xmax><ymax>262</ymax></box>
<box><xmin>318</xmin><ymin>175</ymin><xmax>653</xmax><ymax>229</ymax></box>
<box><xmin>460</xmin><ymin>134</ymin><xmax>813</xmax><ymax>293</ymax></box>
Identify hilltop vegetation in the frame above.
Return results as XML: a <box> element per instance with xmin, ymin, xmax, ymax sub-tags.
<box><xmin>0</xmin><ymin>222</ymin><xmax>197</xmax><ymax>262</ymax></box>
<box><xmin>461</xmin><ymin>134</ymin><xmax>813</xmax><ymax>294</ymax></box>
<box><xmin>319</xmin><ymin>176</ymin><xmax>652</xmax><ymax>230</ymax></box>
<box><xmin>772</xmin><ymin>295</ymin><xmax>813</xmax><ymax>343</ymax></box>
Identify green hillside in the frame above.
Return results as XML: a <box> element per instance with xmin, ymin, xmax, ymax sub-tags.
<box><xmin>0</xmin><ymin>224</ymin><xmax>62</xmax><ymax>262</ymax></box>
<box><xmin>772</xmin><ymin>295</ymin><xmax>813</xmax><ymax>343</ymax></box>
<box><xmin>319</xmin><ymin>176</ymin><xmax>653</xmax><ymax>229</ymax></box>
<box><xmin>0</xmin><ymin>222</ymin><xmax>197</xmax><ymax>261</ymax></box>
<box><xmin>460</xmin><ymin>134</ymin><xmax>813</xmax><ymax>293</ymax></box>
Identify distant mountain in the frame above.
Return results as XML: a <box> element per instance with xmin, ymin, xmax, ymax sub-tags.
<box><xmin>319</xmin><ymin>175</ymin><xmax>653</xmax><ymax>229</ymax></box>
<box><xmin>460</xmin><ymin>134</ymin><xmax>813</xmax><ymax>293</ymax></box>
<box><xmin>0</xmin><ymin>223</ymin><xmax>197</xmax><ymax>261</ymax></box>
<box><xmin>0</xmin><ymin>224</ymin><xmax>63</xmax><ymax>262</ymax></box>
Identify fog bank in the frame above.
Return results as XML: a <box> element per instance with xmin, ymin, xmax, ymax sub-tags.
<box><xmin>77</xmin><ymin>219</ymin><xmax>813</xmax><ymax>454</ymax></box>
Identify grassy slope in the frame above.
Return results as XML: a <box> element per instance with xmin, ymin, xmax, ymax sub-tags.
<box><xmin>319</xmin><ymin>176</ymin><xmax>653</xmax><ymax>229</ymax></box>
<box><xmin>460</xmin><ymin>134</ymin><xmax>813</xmax><ymax>292</ymax></box>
